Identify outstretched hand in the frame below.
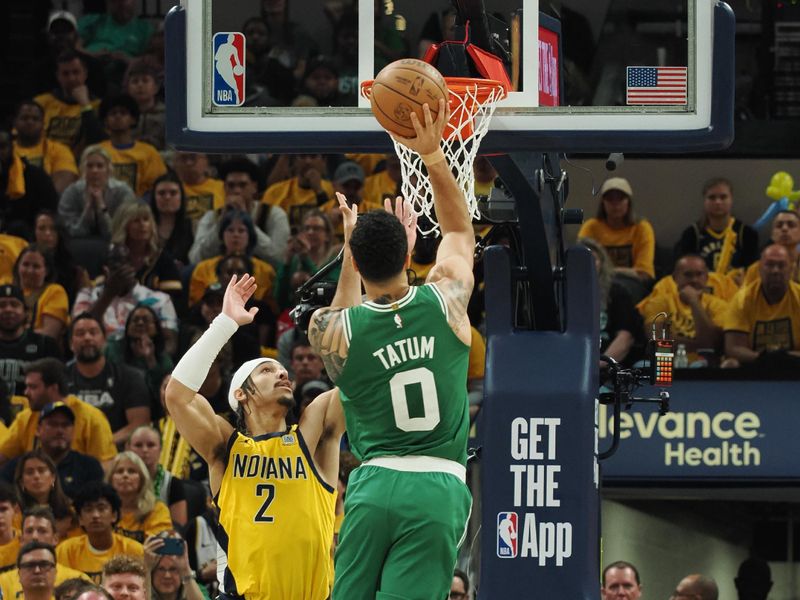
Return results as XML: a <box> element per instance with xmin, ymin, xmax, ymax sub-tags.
<box><xmin>222</xmin><ymin>274</ymin><xmax>259</xmax><ymax>325</ymax></box>
<box><xmin>389</xmin><ymin>99</ymin><xmax>448</xmax><ymax>157</ymax></box>
<box><xmin>336</xmin><ymin>192</ymin><xmax>358</xmax><ymax>242</ymax></box>
<box><xmin>385</xmin><ymin>195</ymin><xmax>417</xmax><ymax>253</ymax></box>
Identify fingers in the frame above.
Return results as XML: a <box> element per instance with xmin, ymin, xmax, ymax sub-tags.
<box><xmin>248</xmin><ymin>306</ymin><xmax>260</xmax><ymax>318</ymax></box>
<box><xmin>336</xmin><ymin>191</ymin><xmax>347</xmax><ymax>208</ymax></box>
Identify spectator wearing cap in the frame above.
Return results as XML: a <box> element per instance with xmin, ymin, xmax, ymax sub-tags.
<box><xmin>12</xmin><ymin>100</ymin><xmax>78</xmax><ymax>195</ymax></box>
<box><xmin>77</xmin><ymin>0</ymin><xmax>154</xmax><ymax>60</ymax></box>
<box><xmin>124</xmin><ymin>57</ymin><xmax>165</xmax><ymax>150</ymax></box>
<box><xmin>64</xmin><ymin>313</ymin><xmax>151</xmax><ymax>447</ymax></box>
<box><xmin>33</xmin><ymin>50</ymin><xmax>105</xmax><ymax>155</ymax></box>
<box><xmin>30</xmin><ymin>11</ymin><xmax>106</xmax><ymax>100</ymax></box>
<box><xmin>191</xmin><ymin>157</ymin><xmax>290</xmax><ymax>268</ymax></box>
<box><xmin>676</xmin><ymin>177</ymin><xmax>759</xmax><ymax>278</ymax></box>
<box><xmin>0</xmin><ymin>402</ymin><xmax>104</xmax><ymax>500</ymax></box>
<box><xmin>171</xmin><ymin>153</ymin><xmax>226</xmax><ymax>227</ymax></box>
<box><xmin>0</xmin><ymin>284</ymin><xmax>61</xmax><ymax>397</ymax></box>
<box><xmin>722</xmin><ymin>244</ymin><xmax>800</xmax><ymax>369</ymax></box>
<box><xmin>58</xmin><ymin>144</ymin><xmax>136</xmax><ymax>241</ymax></box>
<box><xmin>322</xmin><ymin>161</ymin><xmax>381</xmax><ymax>241</ymax></box>
<box><xmin>298</xmin><ymin>379</ymin><xmax>332</xmax><ymax>417</ymax></box>
<box><xmin>98</xmin><ymin>95</ymin><xmax>167</xmax><ymax>197</ymax></box>
<box><xmin>0</xmin><ymin>128</ymin><xmax>59</xmax><ymax>239</ymax></box>
<box><xmin>0</xmin><ymin>358</ymin><xmax>116</xmax><ymax>468</ymax></box>
<box><xmin>578</xmin><ymin>177</ymin><xmax>656</xmax><ymax>294</ymax></box>
<box><xmin>72</xmin><ymin>244</ymin><xmax>179</xmax><ymax>351</ymax></box>
<box><xmin>261</xmin><ymin>154</ymin><xmax>335</xmax><ymax>228</ymax></box>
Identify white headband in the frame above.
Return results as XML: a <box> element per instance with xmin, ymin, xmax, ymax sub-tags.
<box><xmin>228</xmin><ymin>358</ymin><xmax>283</xmax><ymax>411</ymax></box>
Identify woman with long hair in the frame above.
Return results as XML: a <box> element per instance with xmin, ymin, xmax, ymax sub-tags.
<box><xmin>110</xmin><ymin>202</ymin><xmax>183</xmax><ymax>310</ymax></box>
<box><xmin>105</xmin><ymin>451</ymin><xmax>173</xmax><ymax>543</ymax></box>
<box><xmin>58</xmin><ymin>145</ymin><xmax>136</xmax><ymax>239</ymax></box>
<box><xmin>105</xmin><ymin>303</ymin><xmax>174</xmax><ymax>407</ymax></box>
<box><xmin>14</xmin><ymin>449</ymin><xmax>77</xmax><ymax>540</ymax></box>
<box><xmin>148</xmin><ymin>172</ymin><xmax>194</xmax><ymax>269</ymax></box>
<box><xmin>127</xmin><ymin>425</ymin><xmax>187</xmax><ymax>527</ymax></box>
<box><xmin>32</xmin><ymin>210</ymin><xmax>90</xmax><ymax>302</ymax></box>
<box><xmin>12</xmin><ymin>245</ymin><xmax>69</xmax><ymax>342</ymax></box>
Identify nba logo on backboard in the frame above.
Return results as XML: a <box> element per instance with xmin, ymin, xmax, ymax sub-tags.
<box><xmin>212</xmin><ymin>32</ymin><xmax>245</xmax><ymax>107</ymax></box>
<box><xmin>496</xmin><ymin>512</ymin><xmax>518</xmax><ymax>558</ymax></box>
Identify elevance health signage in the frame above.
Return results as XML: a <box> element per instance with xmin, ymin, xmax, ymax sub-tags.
<box><xmin>599</xmin><ymin>380</ymin><xmax>800</xmax><ymax>482</ymax></box>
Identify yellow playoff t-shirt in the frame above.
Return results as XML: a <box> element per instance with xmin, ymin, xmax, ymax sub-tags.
<box><xmin>56</xmin><ymin>534</ymin><xmax>144</xmax><ymax>584</ymax></box>
<box><xmin>724</xmin><ymin>280</ymin><xmax>800</xmax><ymax>352</ymax></box>
<box><xmin>578</xmin><ymin>218</ymin><xmax>656</xmax><ymax>278</ymax></box>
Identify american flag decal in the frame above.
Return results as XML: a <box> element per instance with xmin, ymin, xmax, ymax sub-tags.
<box><xmin>626</xmin><ymin>66</ymin><xmax>688</xmax><ymax>105</ymax></box>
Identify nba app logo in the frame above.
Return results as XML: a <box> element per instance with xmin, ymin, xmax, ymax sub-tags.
<box><xmin>496</xmin><ymin>512</ymin><xmax>518</xmax><ymax>558</ymax></box>
<box><xmin>212</xmin><ymin>32</ymin><xmax>246</xmax><ymax>107</ymax></box>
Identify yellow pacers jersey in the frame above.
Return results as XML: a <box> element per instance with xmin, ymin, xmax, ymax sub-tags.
<box><xmin>216</xmin><ymin>426</ymin><xmax>335</xmax><ymax>599</ymax></box>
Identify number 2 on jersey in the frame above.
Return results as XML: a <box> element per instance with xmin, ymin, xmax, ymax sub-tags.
<box><xmin>254</xmin><ymin>483</ymin><xmax>275</xmax><ymax>522</ymax></box>
<box><xmin>390</xmin><ymin>367</ymin><xmax>440</xmax><ymax>431</ymax></box>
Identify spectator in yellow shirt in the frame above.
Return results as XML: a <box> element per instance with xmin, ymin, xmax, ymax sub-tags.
<box><xmin>12</xmin><ymin>246</ymin><xmax>69</xmax><ymax>343</ymax></box>
<box><xmin>98</xmin><ymin>95</ymin><xmax>166</xmax><ymax>197</ymax></box>
<box><xmin>33</xmin><ymin>51</ymin><xmax>104</xmax><ymax>155</ymax></box>
<box><xmin>0</xmin><ymin>506</ymin><xmax>89</xmax><ymax>599</ymax></box>
<box><xmin>12</xmin><ymin>101</ymin><xmax>78</xmax><ymax>195</ymax></box>
<box><xmin>638</xmin><ymin>255</ymin><xmax>728</xmax><ymax>364</ymax></box>
<box><xmin>171</xmin><ymin>153</ymin><xmax>225</xmax><ymax>227</ymax></box>
<box><xmin>0</xmin><ymin>483</ymin><xmax>20</xmax><ymax>572</ymax></box>
<box><xmin>56</xmin><ymin>482</ymin><xmax>144</xmax><ymax>584</ymax></box>
<box><xmin>261</xmin><ymin>154</ymin><xmax>334</xmax><ymax>227</ymax></box>
<box><xmin>15</xmin><ymin>540</ymin><xmax>59</xmax><ymax>600</ymax></box>
<box><xmin>723</xmin><ymin>244</ymin><xmax>800</xmax><ymax>368</ymax></box>
<box><xmin>363</xmin><ymin>153</ymin><xmax>401</xmax><ymax>208</ymax></box>
<box><xmin>0</xmin><ymin>358</ymin><xmax>116</xmax><ymax>468</ymax></box>
<box><xmin>578</xmin><ymin>177</ymin><xmax>655</xmax><ymax>283</ymax></box>
<box><xmin>105</xmin><ymin>452</ymin><xmax>172</xmax><ymax>544</ymax></box>
<box><xmin>742</xmin><ymin>211</ymin><xmax>800</xmax><ymax>287</ymax></box>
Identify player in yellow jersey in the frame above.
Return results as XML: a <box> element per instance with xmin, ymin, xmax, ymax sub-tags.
<box><xmin>166</xmin><ymin>274</ymin><xmax>345</xmax><ymax>599</ymax></box>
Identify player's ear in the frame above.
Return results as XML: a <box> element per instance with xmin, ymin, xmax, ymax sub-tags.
<box><xmin>404</xmin><ymin>253</ymin><xmax>411</xmax><ymax>269</ymax></box>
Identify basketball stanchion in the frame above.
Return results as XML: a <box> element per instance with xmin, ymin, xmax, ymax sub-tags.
<box><xmin>362</xmin><ymin>70</ymin><xmax>507</xmax><ymax>235</ymax></box>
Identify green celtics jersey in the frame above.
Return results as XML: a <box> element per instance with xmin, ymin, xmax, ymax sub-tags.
<box><xmin>336</xmin><ymin>284</ymin><xmax>471</xmax><ymax>466</ymax></box>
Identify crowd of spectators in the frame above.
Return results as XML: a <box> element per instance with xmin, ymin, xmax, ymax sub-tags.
<box><xmin>0</xmin><ymin>1</ymin><xmax>797</xmax><ymax>598</ymax></box>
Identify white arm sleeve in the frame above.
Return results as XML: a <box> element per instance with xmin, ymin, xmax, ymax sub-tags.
<box><xmin>171</xmin><ymin>313</ymin><xmax>239</xmax><ymax>391</ymax></box>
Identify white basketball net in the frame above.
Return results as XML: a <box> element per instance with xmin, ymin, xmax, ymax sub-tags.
<box><xmin>391</xmin><ymin>80</ymin><xmax>506</xmax><ymax>236</ymax></box>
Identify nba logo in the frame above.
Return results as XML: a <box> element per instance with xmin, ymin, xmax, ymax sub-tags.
<box><xmin>212</xmin><ymin>32</ymin><xmax>246</xmax><ymax>107</ymax></box>
<box><xmin>496</xmin><ymin>512</ymin><xmax>518</xmax><ymax>558</ymax></box>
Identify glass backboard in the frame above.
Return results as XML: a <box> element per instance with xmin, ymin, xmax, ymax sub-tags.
<box><xmin>165</xmin><ymin>0</ymin><xmax>735</xmax><ymax>153</ymax></box>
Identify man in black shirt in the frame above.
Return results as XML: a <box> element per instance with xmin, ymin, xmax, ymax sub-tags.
<box><xmin>0</xmin><ymin>285</ymin><xmax>61</xmax><ymax>396</ymax></box>
<box><xmin>65</xmin><ymin>313</ymin><xmax>150</xmax><ymax>447</ymax></box>
<box><xmin>0</xmin><ymin>401</ymin><xmax>104</xmax><ymax>499</ymax></box>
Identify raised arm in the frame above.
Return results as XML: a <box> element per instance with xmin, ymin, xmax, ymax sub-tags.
<box><xmin>166</xmin><ymin>275</ymin><xmax>259</xmax><ymax>481</ymax></box>
<box><xmin>299</xmin><ymin>388</ymin><xmax>345</xmax><ymax>489</ymax></box>
<box><xmin>308</xmin><ymin>193</ymin><xmax>364</xmax><ymax>381</ymax></box>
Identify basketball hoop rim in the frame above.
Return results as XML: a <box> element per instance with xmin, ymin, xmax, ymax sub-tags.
<box><xmin>360</xmin><ymin>77</ymin><xmax>508</xmax><ymax>103</ymax></box>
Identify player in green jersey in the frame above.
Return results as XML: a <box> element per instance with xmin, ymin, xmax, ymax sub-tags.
<box><xmin>309</xmin><ymin>99</ymin><xmax>474</xmax><ymax>600</ymax></box>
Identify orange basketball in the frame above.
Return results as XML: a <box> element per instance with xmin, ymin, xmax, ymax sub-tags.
<box><xmin>369</xmin><ymin>59</ymin><xmax>449</xmax><ymax>138</ymax></box>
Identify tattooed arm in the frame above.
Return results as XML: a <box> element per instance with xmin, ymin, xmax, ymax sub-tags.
<box><xmin>308</xmin><ymin>307</ymin><xmax>348</xmax><ymax>382</ymax></box>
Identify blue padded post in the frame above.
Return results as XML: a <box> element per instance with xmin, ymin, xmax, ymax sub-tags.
<box><xmin>478</xmin><ymin>244</ymin><xmax>599</xmax><ymax>599</ymax></box>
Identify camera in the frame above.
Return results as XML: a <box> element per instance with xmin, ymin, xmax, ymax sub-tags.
<box><xmin>290</xmin><ymin>280</ymin><xmax>338</xmax><ymax>334</ymax></box>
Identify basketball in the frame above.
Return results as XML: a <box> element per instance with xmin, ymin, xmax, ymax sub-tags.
<box><xmin>369</xmin><ymin>59</ymin><xmax>449</xmax><ymax>138</ymax></box>
<box><xmin>233</xmin><ymin>65</ymin><xmax>245</xmax><ymax>76</ymax></box>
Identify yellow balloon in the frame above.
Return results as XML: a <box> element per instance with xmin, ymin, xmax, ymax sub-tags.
<box><xmin>766</xmin><ymin>171</ymin><xmax>797</xmax><ymax>201</ymax></box>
